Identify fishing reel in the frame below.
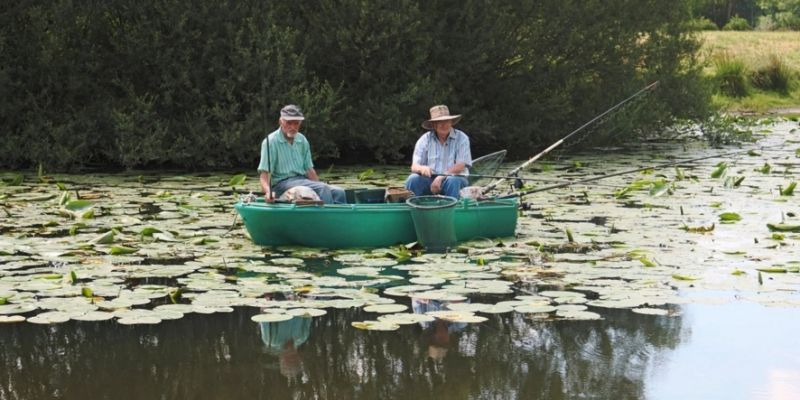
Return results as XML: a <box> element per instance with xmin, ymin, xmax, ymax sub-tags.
<box><xmin>514</xmin><ymin>177</ymin><xmax>524</xmax><ymax>190</ymax></box>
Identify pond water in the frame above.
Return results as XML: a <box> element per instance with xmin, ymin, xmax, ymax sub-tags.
<box><xmin>1</xmin><ymin>120</ymin><xmax>799</xmax><ymax>399</ymax></box>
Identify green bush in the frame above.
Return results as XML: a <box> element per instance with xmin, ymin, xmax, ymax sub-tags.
<box><xmin>0</xmin><ymin>0</ymin><xmax>712</xmax><ymax>170</ymax></box>
<box><xmin>713</xmin><ymin>53</ymin><xmax>750</xmax><ymax>97</ymax></box>
<box><xmin>723</xmin><ymin>16</ymin><xmax>752</xmax><ymax>30</ymax></box>
<box><xmin>690</xmin><ymin>17</ymin><xmax>719</xmax><ymax>30</ymax></box>
<box><xmin>751</xmin><ymin>55</ymin><xmax>794</xmax><ymax>94</ymax></box>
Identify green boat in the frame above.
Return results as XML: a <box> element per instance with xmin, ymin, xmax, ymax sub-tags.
<box><xmin>234</xmin><ymin>194</ymin><xmax>518</xmax><ymax>248</ymax></box>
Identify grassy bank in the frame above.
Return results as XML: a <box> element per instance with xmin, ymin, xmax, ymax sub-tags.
<box><xmin>699</xmin><ymin>31</ymin><xmax>800</xmax><ymax>113</ymax></box>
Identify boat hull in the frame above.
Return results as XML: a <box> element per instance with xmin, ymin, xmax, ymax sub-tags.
<box><xmin>235</xmin><ymin>198</ymin><xmax>518</xmax><ymax>248</ymax></box>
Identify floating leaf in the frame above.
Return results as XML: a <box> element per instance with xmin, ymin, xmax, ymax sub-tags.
<box><xmin>109</xmin><ymin>245</ymin><xmax>138</xmax><ymax>255</ymax></box>
<box><xmin>731</xmin><ymin>269</ymin><xmax>746</xmax><ymax>276</ymax></box>
<box><xmin>710</xmin><ymin>162</ymin><xmax>728</xmax><ymax>179</ymax></box>
<box><xmin>565</xmin><ymin>228</ymin><xmax>574</xmax><ymax>243</ymax></box>
<box><xmin>251</xmin><ymin>313</ymin><xmax>294</xmax><ymax>323</ymax></box>
<box><xmin>363</xmin><ymin>304</ymin><xmax>407</xmax><ymax>314</ymax></box>
<box><xmin>757</xmin><ymin>267</ymin><xmax>787</xmax><ymax>273</ymax></box>
<box><xmin>351</xmin><ymin>320</ymin><xmax>400</xmax><ymax>331</ymax></box>
<box><xmin>672</xmin><ymin>274</ymin><xmax>700</xmax><ymax>281</ymax></box>
<box><xmin>649</xmin><ymin>180</ymin><xmax>670</xmax><ymax>197</ymax></box>
<box><xmin>228</xmin><ymin>174</ymin><xmax>246</xmax><ymax>187</ymax></box>
<box><xmin>682</xmin><ymin>223</ymin><xmax>715</xmax><ymax>233</ymax></box>
<box><xmin>638</xmin><ymin>256</ymin><xmax>656</xmax><ymax>267</ymax></box>
<box><xmin>719</xmin><ymin>212</ymin><xmax>741</xmax><ymax>222</ymax></box>
<box><xmin>675</xmin><ymin>167</ymin><xmax>685</xmax><ymax>180</ymax></box>
<box><xmin>1</xmin><ymin>174</ymin><xmax>23</xmax><ymax>186</ymax></box>
<box><xmin>81</xmin><ymin>287</ymin><xmax>93</xmax><ymax>298</ymax></box>
<box><xmin>779</xmin><ymin>182</ymin><xmax>796</xmax><ymax>196</ymax></box>
<box><xmin>766</xmin><ymin>223</ymin><xmax>800</xmax><ymax>232</ymax></box>
<box><xmin>64</xmin><ymin>200</ymin><xmax>94</xmax><ymax>212</ymax></box>
<box><xmin>58</xmin><ymin>191</ymin><xmax>71</xmax><ymax>205</ymax></box>
<box><xmin>724</xmin><ymin>176</ymin><xmax>745</xmax><ymax>188</ymax></box>
<box><xmin>139</xmin><ymin>227</ymin><xmax>162</xmax><ymax>238</ymax></box>
<box><xmin>358</xmin><ymin>169</ymin><xmax>375</xmax><ymax>181</ymax></box>
<box><xmin>756</xmin><ymin>163</ymin><xmax>771</xmax><ymax>174</ymax></box>
<box><xmin>90</xmin><ymin>230</ymin><xmax>115</xmax><ymax>245</ymax></box>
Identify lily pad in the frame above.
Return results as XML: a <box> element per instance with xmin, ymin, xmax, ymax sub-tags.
<box><xmin>363</xmin><ymin>304</ymin><xmax>407</xmax><ymax>314</ymax></box>
<box><xmin>351</xmin><ymin>320</ymin><xmax>400</xmax><ymax>331</ymax></box>
<box><xmin>251</xmin><ymin>313</ymin><xmax>293</xmax><ymax>323</ymax></box>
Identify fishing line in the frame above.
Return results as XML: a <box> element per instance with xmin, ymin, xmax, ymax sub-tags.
<box><xmin>483</xmin><ymin>82</ymin><xmax>660</xmax><ymax>193</ymax></box>
<box><xmin>499</xmin><ymin>142</ymin><xmax>787</xmax><ymax>199</ymax></box>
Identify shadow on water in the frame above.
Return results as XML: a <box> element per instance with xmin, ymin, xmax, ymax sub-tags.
<box><xmin>0</xmin><ymin>305</ymin><xmax>685</xmax><ymax>400</ymax></box>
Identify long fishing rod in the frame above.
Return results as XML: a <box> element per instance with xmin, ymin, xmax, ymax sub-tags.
<box><xmin>498</xmin><ymin>143</ymin><xmax>784</xmax><ymax>199</ymax></box>
<box><xmin>483</xmin><ymin>81</ymin><xmax>660</xmax><ymax>193</ymax></box>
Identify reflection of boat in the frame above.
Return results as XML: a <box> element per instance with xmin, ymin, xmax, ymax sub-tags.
<box><xmin>236</xmin><ymin>196</ymin><xmax>518</xmax><ymax>248</ymax></box>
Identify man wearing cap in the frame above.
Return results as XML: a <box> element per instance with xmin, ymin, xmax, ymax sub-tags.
<box><xmin>405</xmin><ymin>105</ymin><xmax>472</xmax><ymax>198</ymax></box>
<box><xmin>258</xmin><ymin>105</ymin><xmax>345</xmax><ymax>204</ymax></box>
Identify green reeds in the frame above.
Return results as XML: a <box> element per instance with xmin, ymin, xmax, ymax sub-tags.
<box><xmin>751</xmin><ymin>54</ymin><xmax>793</xmax><ymax>94</ymax></box>
<box><xmin>713</xmin><ymin>52</ymin><xmax>750</xmax><ymax>97</ymax></box>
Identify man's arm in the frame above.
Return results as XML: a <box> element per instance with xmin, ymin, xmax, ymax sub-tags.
<box><xmin>410</xmin><ymin>135</ymin><xmax>432</xmax><ymax>177</ymax></box>
<box><xmin>445</xmin><ymin>162</ymin><xmax>466</xmax><ymax>175</ymax></box>
<box><xmin>411</xmin><ymin>162</ymin><xmax>433</xmax><ymax>177</ymax></box>
<box><xmin>259</xmin><ymin>171</ymin><xmax>273</xmax><ymax>201</ymax></box>
<box><xmin>306</xmin><ymin>168</ymin><xmax>320</xmax><ymax>181</ymax></box>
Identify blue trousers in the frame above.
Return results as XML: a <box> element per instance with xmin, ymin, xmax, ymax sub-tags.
<box><xmin>273</xmin><ymin>177</ymin><xmax>346</xmax><ymax>204</ymax></box>
<box><xmin>404</xmin><ymin>174</ymin><xmax>468</xmax><ymax>198</ymax></box>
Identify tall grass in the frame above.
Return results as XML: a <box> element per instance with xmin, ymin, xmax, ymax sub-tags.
<box><xmin>713</xmin><ymin>53</ymin><xmax>750</xmax><ymax>97</ymax></box>
<box><xmin>751</xmin><ymin>55</ymin><xmax>793</xmax><ymax>94</ymax></box>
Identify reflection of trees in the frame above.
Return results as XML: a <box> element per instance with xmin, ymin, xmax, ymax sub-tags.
<box><xmin>0</xmin><ymin>307</ymin><xmax>685</xmax><ymax>400</ymax></box>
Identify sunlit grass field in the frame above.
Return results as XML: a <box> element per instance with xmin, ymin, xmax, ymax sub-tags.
<box><xmin>699</xmin><ymin>31</ymin><xmax>800</xmax><ymax>113</ymax></box>
<box><xmin>699</xmin><ymin>31</ymin><xmax>800</xmax><ymax>71</ymax></box>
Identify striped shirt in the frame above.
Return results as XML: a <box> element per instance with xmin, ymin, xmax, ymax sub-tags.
<box><xmin>257</xmin><ymin>128</ymin><xmax>314</xmax><ymax>184</ymax></box>
<box><xmin>412</xmin><ymin>128</ymin><xmax>472</xmax><ymax>175</ymax></box>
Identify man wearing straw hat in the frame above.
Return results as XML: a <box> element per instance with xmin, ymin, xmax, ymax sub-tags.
<box><xmin>405</xmin><ymin>105</ymin><xmax>472</xmax><ymax>198</ymax></box>
<box><xmin>258</xmin><ymin>104</ymin><xmax>346</xmax><ymax>204</ymax></box>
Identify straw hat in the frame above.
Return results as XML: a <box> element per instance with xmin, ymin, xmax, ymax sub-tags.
<box><xmin>422</xmin><ymin>105</ymin><xmax>461</xmax><ymax>130</ymax></box>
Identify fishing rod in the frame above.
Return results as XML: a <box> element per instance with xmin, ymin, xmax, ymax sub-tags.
<box><xmin>497</xmin><ymin>143</ymin><xmax>785</xmax><ymax>199</ymax></box>
<box><xmin>483</xmin><ymin>81</ymin><xmax>660</xmax><ymax>193</ymax></box>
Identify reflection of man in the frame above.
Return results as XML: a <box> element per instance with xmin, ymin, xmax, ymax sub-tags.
<box><xmin>259</xmin><ymin>317</ymin><xmax>312</xmax><ymax>379</ymax></box>
<box><xmin>412</xmin><ymin>297</ymin><xmax>467</xmax><ymax>361</ymax></box>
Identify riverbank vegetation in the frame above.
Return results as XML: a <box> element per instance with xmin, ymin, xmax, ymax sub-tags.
<box><xmin>700</xmin><ymin>31</ymin><xmax>800</xmax><ymax>113</ymax></box>
<box><xmin>1</xmin><ymin>1</ymin><xmax>710</xmax><ymax>171</ymax></box>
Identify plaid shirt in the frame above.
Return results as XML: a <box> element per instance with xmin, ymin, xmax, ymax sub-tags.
<box><xmin>412</xmin><ymin>129</ymin><xmax>471</xmax><ymax>175</ymax></box>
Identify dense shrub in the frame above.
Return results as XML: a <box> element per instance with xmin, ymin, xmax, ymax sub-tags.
<box><xmin>751</xmin><ymin>55</ymin><xmax>794</xmax><ymax>93</ymax></box>
<box><xmin>723</xmin><ymin>16</ymin><xmax>752</xmax><ymax>30</ymax></box>
<box><xmin>713</xmin><ymin>53</ymin><xmax>750</xmax><ymax>97</ymax></box>
<box><xmin>0</xmin><ymin>0</ymin><xmax>712</xmax><ymax>171</ymax></box>
<box><xmin>691</xmin><ymin>17</ymin><xmax>720</xmax><ymax>30</ymax></box>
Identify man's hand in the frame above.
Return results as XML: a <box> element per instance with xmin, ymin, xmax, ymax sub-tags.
<box><xmin>264</xmin><ymin>190</ymin><xmax>275</xmax><ymax>203</ymax></box>
<box><xmin>431</xmin><ymin>176</ymin><xmax>445</xmax><ymax>194</ymax></box>
<box><xmin>417</xmin><ymin>165</ymin><xmax>433</xmax><ymax>177</ymax></box>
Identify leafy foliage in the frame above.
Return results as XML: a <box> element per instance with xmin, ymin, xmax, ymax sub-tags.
<box><xmin>1</xmin><ymin>0</ymin><xmax>712</xmax><ymax>170</ymax></box>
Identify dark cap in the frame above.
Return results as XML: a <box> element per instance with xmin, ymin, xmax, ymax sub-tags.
<box><xmin>280</xmin><ymin>104</ymin><xmax>305</xmax><ymax>121</ymax></box>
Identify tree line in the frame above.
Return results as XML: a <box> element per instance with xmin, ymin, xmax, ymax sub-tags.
<box><xmin>1</xmin><ymin>0</ymin><xmax>711</xmax><ymax>171</ymax></box>
<box><xmin>691</xmin><ymin>0</ymin><xmax>800</xmax><ymax>30</ymax></box>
